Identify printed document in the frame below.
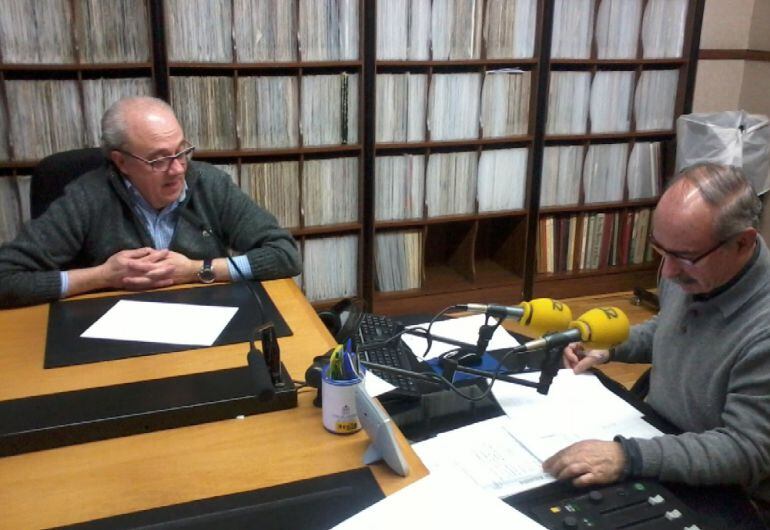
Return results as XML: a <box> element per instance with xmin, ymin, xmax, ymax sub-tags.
<box><xmin>413</xmin><ymin>415</ymin><xmax>554</xmax><ymax>498</ymax></box>
<box><xmin>492</xmin><ymin>370</ymin><xmax>663</xmax><ymax>461</ymax></box>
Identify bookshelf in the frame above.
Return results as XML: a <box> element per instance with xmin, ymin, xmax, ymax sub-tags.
<box><xmin>157</xmin><ymin>0</ymin><xmax>365</xmax><ymax>305</ymax></box>
<box><xmin>0</xmin><ymin>0</ymin><xmax>705</xmax><ymax>314</ymax></box>
<box><xmin>0</xmin><ymin>0</ymin><xmax>156</xmax><ymax>242</ymax></box>
<box><xmin>530</xmin><ymin>0</ymin><xmax>703</xmax><ymax>300</ymax></box>
<box><xmin>369</xmin><ymin>0</ymin><xmax>541</xmax><ymax>315</ymax></box>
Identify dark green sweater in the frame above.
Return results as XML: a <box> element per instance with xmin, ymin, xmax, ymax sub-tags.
<box><xmin>0</xmin><ymin>161</ymin><xmax>301</xmax><ymax>308</ymax></box>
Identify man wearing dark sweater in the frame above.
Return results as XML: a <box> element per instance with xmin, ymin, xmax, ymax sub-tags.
<box><xmin>0</xmin><ymin>96</ymin><xmax>301</xmax><ymax>308</ymax></box>
<box><xmin>543</xmin><ymin>163</ymin><xmax>770</xmax><ymax>517</ymax></box>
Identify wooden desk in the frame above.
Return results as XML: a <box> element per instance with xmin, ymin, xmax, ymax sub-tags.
<box><xmin>0</xmin><ymin>280</ymin><xmax>427</xmax><ymax>529</ymax></box>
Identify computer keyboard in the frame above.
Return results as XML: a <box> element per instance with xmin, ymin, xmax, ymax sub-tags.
<box><xmin>355</xmin><ymin>313</ymin><xmax>421</xmax><ymax>397</ymax></box>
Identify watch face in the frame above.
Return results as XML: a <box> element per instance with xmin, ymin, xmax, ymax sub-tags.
<box><xmin>198</xmin><ymin>261</ymin><xmax>215</xmax><ymax>284</ymax></box>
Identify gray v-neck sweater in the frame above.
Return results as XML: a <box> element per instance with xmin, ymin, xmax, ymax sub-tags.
<box><xmin>615</xmin><ymin>237</ymin><xmax>770</xmax><ymax>501</ymax></box>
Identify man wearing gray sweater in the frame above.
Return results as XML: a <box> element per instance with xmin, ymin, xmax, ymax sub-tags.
<box><xmin>544</xmin><ymin>164</ymin><xmax>770</xmax><ymax>516</ymax></box>
<box><xmin>0</xmin><ymin>96</ymin><xmax>301</xmax><ymax>309</ymax></box>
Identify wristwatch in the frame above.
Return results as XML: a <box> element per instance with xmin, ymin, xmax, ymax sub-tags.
<box><xmin>197</xmin><ymin>259</ymin><xmax>215</xmax><ymax>284</ymax></box>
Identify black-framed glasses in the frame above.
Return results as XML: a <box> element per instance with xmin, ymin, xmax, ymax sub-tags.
<box><xmin>119</xmin><ymin>142</ymin><xmax>195</xmax><ymax>172</ymax></box>
<box><xmin>648</xmin><ymin>233</ymin><xmax>731</xmax><ymax>268</ymax></box>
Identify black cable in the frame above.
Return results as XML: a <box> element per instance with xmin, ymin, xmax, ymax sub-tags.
<box><xmin>420</xmin><ymin>305</ymin><xmax>462</xmax><ymax>357</ymax></box>
<box><xmin>352</xmin><ymin>305</ymin><xmax>556</xmax><ymax>403</ymax></box>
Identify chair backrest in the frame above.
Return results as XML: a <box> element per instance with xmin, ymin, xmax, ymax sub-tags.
<box><xmin>31</xmin><ymin>148</ymin><xmax>106</xmax><ymax>218</ymax></box>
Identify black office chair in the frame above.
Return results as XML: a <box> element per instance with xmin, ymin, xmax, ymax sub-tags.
<box><xmin>31</xmin><ymin>148</ymin><xmax>106</xmax><ymax>218</ymax></box>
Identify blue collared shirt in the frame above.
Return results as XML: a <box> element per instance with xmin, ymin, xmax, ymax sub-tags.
<box><xmin>60</xmin><ymin>179</ymin><xmax>252</xmax><ymax>296</ymax></box>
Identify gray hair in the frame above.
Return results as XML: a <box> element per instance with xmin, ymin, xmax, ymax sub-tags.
<box><xmin>673</xmin><ymin>163</ymin><xmax>762</xmax><ymax>240</ymax></box>
<box><xmin>100</xmin><ymin>96</ymin><xmax>176</xmax><ymax>154</ymax></box>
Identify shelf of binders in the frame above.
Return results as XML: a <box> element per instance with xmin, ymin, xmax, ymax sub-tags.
<box><xmin>530</xmin><ymin>0</ymin><xmax>698</xmax><ymax>299</ymax></box>
<box><xmin>159</xmin><ymin>0</ymin><xmax>366</xmax><ymax>306</ymax></box>
<box><xmin>0</xmin><ymin>0</ymin><xmax>157</xmax><ymax>243</ymax></box>
<box><xmin>372</xmin><ymin>216</ymin><xmax>528</xmax><ymax>316</ymax></box>
<box><xmin>533</xmin><ymin>134</ymin><xmax>676</xmax><ymax>297</ymax></box>
<box><xmin>369</xmin><ymin>0</ymin><xmax>543</xmax><ymax>315</ymax></box>
<box><xmin>192</xmin><ymin>149</ymin><xmax>365</xmax><ymax>306</ymax></box>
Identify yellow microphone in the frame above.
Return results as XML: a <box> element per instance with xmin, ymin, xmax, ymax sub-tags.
<box><xmin>518</xmin><ymin>298</ymin><xmax>573</xmax><ymax>336</ymax></box>
<box><xmin>457</xmin><ymin>298</ymin><xmax>573</xmax><ymax>335</ymax></box>
<box><xmin>513</xmin><ymin>306</ymin><xmax>630</xmax><ymax>353</ymax></box>
<box><xmin>568</xmin><ymin>307</ymin><xmax>630</xmax><ymax>350</ymax></box>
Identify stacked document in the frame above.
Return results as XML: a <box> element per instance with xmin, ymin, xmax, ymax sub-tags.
<box><xmin>376</xmin><ymin>0</ymin><xmax>430</xmax><ymax>60</ymax></box>
<box><xmin>414</xmin><ymin>416</ymin><xmax>554</xmax><ymax>497</ymax></box>
<box><xmin>410</xmin><ymin>370</ymin><xmax>662</xmax><ymax>499</ymax></box>
<box><xmin>302</xmin><ymin>235</ymin><xmax>358</xmax><ymax>301</ymax></box>
<box><xmin>641</xmin><ymin>0</ymin><xmax>688</xmax><ymax>58</ymax></box>
<box><xmin>492</xmin><ymin>370</ymin><xmax>662</xmax><ymax>461</ymax></box>
<box><xmin>550</xmin><ymin>0</ymin><xmax>594</xmax><ymax>59</ymax></box>
<box><xmin>240</xmin><ymin>161</ymin><xmax>301</xmax><ymax>229</ymax></box>
<box><xmin>302</xmin><ymin>157</ymin><xmax>358</xmax><ymax>226</ymax></box>
<box><xmin>374</xmin><ymin>155</ymin><xmax>425</xmax><ymax>221</ymax></box>
<box><xmin>169</xmin><ymin>77</ymin><xmax>236</xmax><ymax>150</ymax></box>
<box><xmin>0</xmin><ymin>175</ymin><xmax>31</xmax><ymax>244</ymax></box>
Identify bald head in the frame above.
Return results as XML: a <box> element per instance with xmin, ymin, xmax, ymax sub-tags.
<box><xmin>664</xmin><ymin>163</ymin><xmax>761</xmax><ymax>241</ymax></box>
<box><xmin>101</xmin><ymin>96</ymin><xmax>179</xmax><ymax>154</ymax></box>
<box><xmin>652</xmin><ymin>163</ymin><xmax>761</xmax><ymax>293</ymax></box>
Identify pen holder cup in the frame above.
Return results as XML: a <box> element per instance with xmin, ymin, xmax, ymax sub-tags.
<box><xmin>321</xmin><ymin>367</ymin><xmax>362</xmax><ymax>434</ymax></box>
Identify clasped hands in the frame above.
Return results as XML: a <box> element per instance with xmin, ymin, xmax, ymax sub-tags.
<box><xmin>100</xmin><ymin>247</ymin><xmax>196</xmax><ymax>291</ymax></box>
<box><xmin>540</xmin><ymin>343</ymin><xmax>625</xmax><ymax>486</ymax></box>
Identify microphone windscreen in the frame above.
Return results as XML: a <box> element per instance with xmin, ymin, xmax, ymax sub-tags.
<box><xmin>569</xmin><ymin>307</ymin><xmax>629</xmax><ymax>350</ymax></box>
<box><xmin>247</xmin><ymin>349</ymin><xmax>276</xmax><ymax>402</ymax></box>
<box><xmin>519</xmin><ymin>298</ymin><xmax>573</xmax><ymax>336</ymax></box>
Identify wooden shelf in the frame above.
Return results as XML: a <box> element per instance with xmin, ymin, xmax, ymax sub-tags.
<box><xmin>292</xmin><ymin>224</ymin><xmax>362</xmax><ymax>237</ymax></box>
<box><xmin>544</xmin><ymin>131</ymin><xmax>676</xmax><ymax>143</ymax></box>
<box><xmin>0</xmin><ymin>62</ymin><xmax>153</xmax><ymax>71</ymax></box>
<box><xmin>376</xmin><ymin>59</ymin><xmax>539</xmax><ymax>68</ymax></box>
<box><xmin>550</xmin><ymin>58</ymin><xmax>687</xmax><ymax>67</ymax></box>
<box><xmin>533</xmin><ymin>265</ymin><xmax>659</xmax><ymax>300</ymax></box>
<box><xmin>0</xmin><ymin>0</ymin><xmax>703</xmax><ymax>315</ymax></box>
<box><xmin>375</xmin><ymin>136</ymin><xmax>533</xmax><ymax>153</ymax></box>
<box><xmin>168</xmin><ymin>60</ymin><xmax>362</xmax><ymax>70</ymax></box>
<box><xmin>194</xmin><ymin>145</ymin><xmax>362</xmax><ymax>160</ymax></box>
<box><xmin>374</xmin><ymin>264</ymin><xmax>525</xmax><ymax>316</ymax></box>
<box><xmin>539</xmin><ymin>200</ymin><xmax>658</xmax><ymax>215</ymax></box>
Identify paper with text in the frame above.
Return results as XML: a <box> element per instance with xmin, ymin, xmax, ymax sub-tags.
<box><xmin>81</xmin><ymin>299</ymin><xmax>238</xmax><ymax>346</ymax></box>
<box><xmin>492</xmin><ymin>370</ymin><xmax>663</xmax><ymax>461</ymax></box>
<box><xmin>413</xmin><ymin>416</ymin><xmax>554</xmax><ymax>498</ymax></box>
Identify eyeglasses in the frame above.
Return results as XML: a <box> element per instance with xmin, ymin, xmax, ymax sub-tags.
<box><xmin>119</xmin><ymin>142</ymin><xmax>195</xmax><ymax>172</ymax></box>
<box><xmin>648</xmin><ymin>233</ymin><xmax>731</xmax><ymax>268</ymax></box>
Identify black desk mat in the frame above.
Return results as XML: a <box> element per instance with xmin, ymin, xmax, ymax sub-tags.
<box><xmin>45</xmin><ymin>282</ymin><xmax>291</xmax><ymax>368</ymax></box>
<box><xmin>57</xmin><ymin>467</ymin><xmax>384</xmax><ymax>530</ymax></box>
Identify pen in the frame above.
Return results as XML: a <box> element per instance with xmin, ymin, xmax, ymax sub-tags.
<box><xmin>329</xmin><ymin>344</ymin><xmax>344</xmax><ymax>380</ymax></box>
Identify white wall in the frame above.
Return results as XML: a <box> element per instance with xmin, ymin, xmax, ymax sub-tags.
<box><xmin>693</xmin><ymin>0</ymin><xmax>770</xmax><ymax>238</ymax></box>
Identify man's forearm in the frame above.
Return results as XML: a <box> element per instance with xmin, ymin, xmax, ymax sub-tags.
<box><xmin>64</xmin><ymin>265</ymin><xmax>111</xmax><ymax>298</ymax></box>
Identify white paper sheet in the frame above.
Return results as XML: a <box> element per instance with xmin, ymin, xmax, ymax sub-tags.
<box><xmin>80</xmin><ymin>299</ymin><xmax>239</xmax><ymax>346</ymax></box>
<box><xmin>331</xmin><ymin>470</ymin><xmax>546</xmax><ymax>530</ymax></box>
<box><xmin>412</xmin><ymin>416</ymin><xmax>554</xmax><ymax>498</ymax></box>
<box><xmin>363</xmin><ymin>370</ymin><xmax>397</xmax><ymax>397</ymax></box>
<box><xmin>402</xmin><ymin>314</ymin><xmax>521</xmax><ymax>361</ymax></box>
<box><xmin>492</xmin><ymin>370</ymin><xmax>663</xmax><ymax>461</ymax></box>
